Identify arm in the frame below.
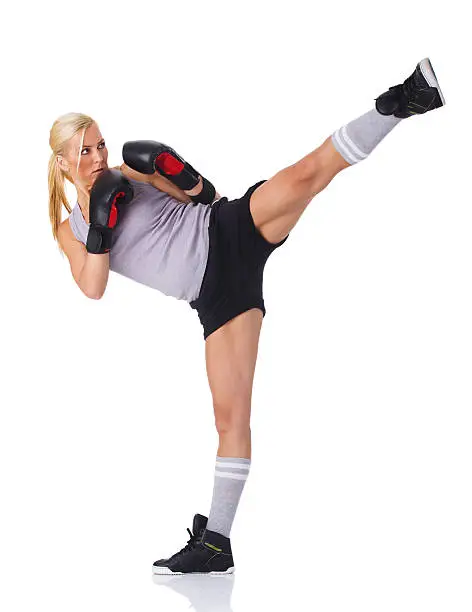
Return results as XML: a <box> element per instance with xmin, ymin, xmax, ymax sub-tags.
<box><xmin>148</xmin><ymin>172</ymin><xmax>221</xmax><ymax>202</ymax></box>
<box><xmin>121</xmin><ymin>142</ymin><xmax>221</xmax><ymax>204</ymax></box>
<box><xmin>57</xmin><ymin>220</ymin><xmax>109</xmax><ymax>299</ymax></box>
<box><xmin>119</xmin><ymin>162</ymin><xmax>222</xmax><ymax>203</ymax></box>
<box><xmin>118</xmin><ymin>162</ymin><xmax>194</xmax><ymax>204</ymax></box>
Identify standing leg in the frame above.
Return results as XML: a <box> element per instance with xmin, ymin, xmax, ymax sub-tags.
<box><xmin>204</xmin><ymin>308</ymin><xmax>263</xmax><ymax>538</ymax></box>
<box><xmin>152</xmin><ymin>309</ymin><xmax>263</xmax><ymax>576</ymax></box>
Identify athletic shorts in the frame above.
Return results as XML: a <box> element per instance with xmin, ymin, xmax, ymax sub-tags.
<box><xmin>189</xmin><ymin>180</ymin><xmax>289</xmax><ymax>340</ymax></box>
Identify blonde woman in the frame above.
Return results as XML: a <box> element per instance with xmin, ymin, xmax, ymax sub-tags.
<box><xmin>49</xmin><ymin>57</ymin><xmax>445</xmax><ymax>576</ymax></box>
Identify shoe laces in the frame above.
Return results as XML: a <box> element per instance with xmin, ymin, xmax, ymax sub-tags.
<box><xmin>403</xmin><ymin>71</ymin><xmax>432</xmax><ymax>100</ymax></box>
<box><xmin>174</xmin><ymin>527</ymin><xmax>201</xmax><ymax>556</ymax></box>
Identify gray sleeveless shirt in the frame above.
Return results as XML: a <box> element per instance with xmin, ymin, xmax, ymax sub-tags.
<box><xmin>68</xmin><ymin>178</ymin><xmax>212</xmax><ymax>302</ymax></box>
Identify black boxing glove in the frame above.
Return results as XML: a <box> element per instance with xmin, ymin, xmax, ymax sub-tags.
<box><xmin>122</xmin><ymin>140</ymin><xmax>216</xmax><ymax>205</ymax></box>
<box><xmin>86</xmin><ymin>169</ymin><xmax>134</xmax><ymax>254</ymax></box>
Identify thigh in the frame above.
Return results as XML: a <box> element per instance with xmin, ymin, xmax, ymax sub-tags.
<box><xmin>190</xmin><ymin>183</ymin><xmax>287</xmax><ymax>341</ymax></box>
<box><xmin>249</xmin><ymin>162</ymin><xmax>314</xmax><ymax>245</ymax></box>
<box><xmin>250</xmin><ymin>137</ymin><xmax>349</xmax><ymax>244</ymax></box>
<box><xmin>205</xmin><ymin>308</ymin><xmax>263</xmax><ymax>425</ymax></box>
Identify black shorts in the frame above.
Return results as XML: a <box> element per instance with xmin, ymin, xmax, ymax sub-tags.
<box><xmin>189</xmin><ymin>180</ymin><xmax>289</xmax><ymax>340</ymax></box>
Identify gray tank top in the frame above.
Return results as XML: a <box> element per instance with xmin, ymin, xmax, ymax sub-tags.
<box><xmin>68</xmin><ymin>178</ymin><xmax>212</xmax><ymax>302</ymax></box>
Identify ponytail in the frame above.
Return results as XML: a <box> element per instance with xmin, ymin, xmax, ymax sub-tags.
<box><xmin>48</xmin><ymin>112</ymin><xmax>94</xmax><ymax>254</ymax></box>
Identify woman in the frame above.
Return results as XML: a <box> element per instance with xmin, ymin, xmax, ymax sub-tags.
<box><xmin>48</xmin><ymin>57</ymin><xmax>445</xmax><ymax>576</ymax></box>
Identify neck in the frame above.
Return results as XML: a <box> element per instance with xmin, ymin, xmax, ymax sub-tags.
<box><xmin>77</xmin><ymin>191</ymin><xmax>90</xmax><ymax>224</ymax></box>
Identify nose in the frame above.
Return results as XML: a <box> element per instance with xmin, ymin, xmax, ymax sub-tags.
<box><xmin>92</xmin><ymin>147</ymin><xmax>106</xmax><ymax>165</ymax></box>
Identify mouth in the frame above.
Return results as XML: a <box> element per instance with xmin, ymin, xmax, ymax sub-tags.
<box><xmin>93</xmin><ymin>168</ymin><xmax>105</xmax><ymax>174</ymax></box>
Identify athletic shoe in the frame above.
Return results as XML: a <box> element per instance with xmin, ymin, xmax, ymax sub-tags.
<box><xmin>375</xmin><ymin>57</ymin><xmax>446</xmax><ymax>118</ymax></box>
<box><xmin>152</xmin><ymin>513</ymin><xmax>235</xmax><ymax>575</ymax></box>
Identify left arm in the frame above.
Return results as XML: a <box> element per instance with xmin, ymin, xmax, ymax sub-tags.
<box><xmin>121</xmin><ymin>141</ymin><xmax>221</xmax><ymax>204</ymax></box>
<box><xmin>115</xmin><ymin>163</ymin><xmax>193</xmax><ymax>203</ymax></box>
<box><xmin>116</xmin><ymin>164</ymin><xmax>220</xmax><ymax>204</ymax></box>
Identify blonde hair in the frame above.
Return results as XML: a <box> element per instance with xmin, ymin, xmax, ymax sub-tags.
<box><xmin>48</xmin><ymin>112</ymin><xmax>94</xmax><ymax>253</ymax></box>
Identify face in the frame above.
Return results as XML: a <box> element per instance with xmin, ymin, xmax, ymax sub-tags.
<box><xmin>57</xmin><ymin>122</ymin><xmax>109</xmax><ymax>194</ymax></box>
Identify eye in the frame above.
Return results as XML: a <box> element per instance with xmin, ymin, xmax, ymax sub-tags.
<box><xmin>81</xmin><ymin>141</ymin><xmax>105</xmax><ymax>155</ymax></box>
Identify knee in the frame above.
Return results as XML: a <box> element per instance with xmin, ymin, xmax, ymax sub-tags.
<box><xmin>293</xmin><ymin>149</ymin><xmax>324</xmax><ymax>184</ymax></box>
<box><xmin>216</xmin><ymin>418</ymin><xmax>251</xmax><ymax>437</ymax></box>
<box><xmin>213</xmin><ymin>396</ymin><xmax>251</xmax><ymax>435</ymax></box>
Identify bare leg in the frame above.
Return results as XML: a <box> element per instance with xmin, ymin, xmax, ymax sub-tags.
<box><xmin>202</xmin><ymin>140</ymin><xmax>350</xmax><ymax>454</ymax></box>
<box><xmin>250</xmin><ymin>136</ymin><xmax>351</xmax><ymax>245</ymax></box>
<box><xmin>205</xmin><ymin>308</ymin><xmax>263</xmax><ymax>459</ymax></box>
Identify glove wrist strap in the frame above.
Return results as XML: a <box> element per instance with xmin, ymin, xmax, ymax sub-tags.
<box><xmin>190</xmin><ymin>176</ymin><xmax>216</xmax><ymax>205</ymax></box>
<box><xmin>86</xmin><ymin>226</ymin><xmax>112</xmax><ymax>254</ymax></box>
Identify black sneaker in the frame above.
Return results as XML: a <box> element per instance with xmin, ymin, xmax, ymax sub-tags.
<box><xmin>152</xmin><ymin>514</ymin><xmax>235</xmax><ymax>575</ymax></box>
<box><xmin>375</xmin><ymin>57</ymin><xmax>446</xmax><ymax>118</ymax></box>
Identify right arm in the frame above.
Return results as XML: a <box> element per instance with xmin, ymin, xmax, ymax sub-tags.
<box><xmin>57</xmin><ymin>220</ymin><xmax>109</xmax><ymax>299</ymax></box>
<box><xmin>122</xmin><ymin>141</ymin><xmax>219</xmax><ymax>205</ymax></box>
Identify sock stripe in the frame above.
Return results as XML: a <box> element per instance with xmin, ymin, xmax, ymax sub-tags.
<box><xmin>333</xmin><ymin>128</ymin><xmax>365</xmax><ymax>164</ymax></box>
<box><xmin>216</xmin><ymin>461</ymin><xmax>251</xmax><ymax>470</ymax></box>
<box><xmin>214</xmin><ymin>471</ymin><xmax>249</xmax><ymax>481</ymax></box>
<box><xmin>332</xmin><ymin>129</ymin><xmax>359</xmax><ymax>165</ymax></box>
<box><xmin>216</xmin><ymin>456</ymin><xmax>250</xmax><ymax>464</ymax></box>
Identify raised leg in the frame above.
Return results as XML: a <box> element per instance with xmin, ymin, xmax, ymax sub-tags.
<box><xmin>250</xmin><ymin>136</ymin><xmax>351</xmax><ymax>245</ymax></box>
<box><xmin>250</xmin><ymin>57</ymin><xmax>447</xmax><ymax>245</ymax></box>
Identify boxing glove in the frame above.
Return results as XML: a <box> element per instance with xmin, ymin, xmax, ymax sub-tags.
<box><xmin>86</xmin><ymin>169</ymin><xmax>134</xmax><ymax>254</ymax></box>
<box><xmin>122</xmin><ymin>140</ymin><xmax>216</xmax><ymax>205</ymax></box>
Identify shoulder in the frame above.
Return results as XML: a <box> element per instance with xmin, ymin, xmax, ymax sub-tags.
<box><xmin>58</xmin><ymin>216</ymin><xmax>81</xmax><ymax>250</ymax></box>
<box><xmin>58</xmin><ymin>217</ymin><xmax>74</xmax><ymax>239</ymax></box>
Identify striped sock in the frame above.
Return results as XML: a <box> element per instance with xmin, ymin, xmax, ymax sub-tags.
<box><xmin>331</xmin><ymin>108</ymin><xmax>403</xmax><ymax>165</ymax></box>
<box><xmin>206</xmin><ymin>456</ymin><xmax>251</xmax><ymax>538</ymax></box>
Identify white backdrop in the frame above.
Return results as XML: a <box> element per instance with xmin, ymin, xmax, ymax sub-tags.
<box><xmin>2</xmin><ymin>1</ymin><xmax>471</xmax><ymax>611</ymax></box>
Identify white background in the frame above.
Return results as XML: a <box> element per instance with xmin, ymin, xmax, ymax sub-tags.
<box><xmin>2</xmin><ymin>1</ymin><xmax>471</xmax><ymax>611</ymax></box>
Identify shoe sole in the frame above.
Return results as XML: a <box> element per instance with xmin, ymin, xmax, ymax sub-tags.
<box><xmin>419</xmin><ymin>57</ymin><xmax>446</xmax><ymax>106</ymax></box>
<box><xmin>152</xmin><ymin>566</ymin><xmax>235</xmax><ymax>575</ymax></box>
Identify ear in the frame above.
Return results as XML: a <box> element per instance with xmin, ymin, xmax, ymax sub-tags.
<box><xmin>56</xmin><ymin>155</ymin><xmax>70</xmax><ymax>173</ymax></box>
